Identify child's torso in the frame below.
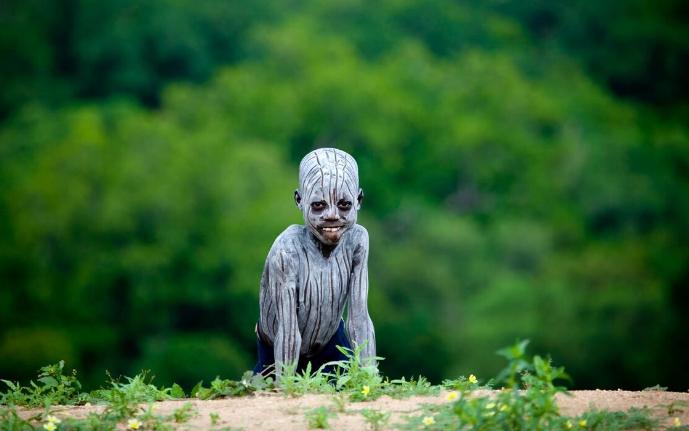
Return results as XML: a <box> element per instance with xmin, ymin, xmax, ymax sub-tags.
<box><xmin>259</xmin><ymin>225</ymin><xmax>357</xmax><ymax>356</ymax></box>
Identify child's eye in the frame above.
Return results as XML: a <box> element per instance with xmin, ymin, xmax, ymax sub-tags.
<box><xmin>311</xmin><ymin>201</ymin><xmax>327</xmax><ymax>211</ymax></box>
<box><xmin>337</xmin><ymin>200</ymin><xmax>352</xmax><ymax>210</ymax></box>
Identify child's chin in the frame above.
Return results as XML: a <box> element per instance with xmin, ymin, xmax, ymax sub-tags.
<box><xmin>319</xmin><ymin>234</ymin><xmax>340</xmax><ymax>245</ymax></box>
<box><xmin>319</xmin><ymin>230</ymin><xmax>345</xmax><ymax>245</ymax></box>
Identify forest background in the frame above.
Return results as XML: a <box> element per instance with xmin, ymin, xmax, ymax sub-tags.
<box><xmin>1</xmin><ymin>0</ymin><xmax>688</xmax><ymax>393</ymax></box>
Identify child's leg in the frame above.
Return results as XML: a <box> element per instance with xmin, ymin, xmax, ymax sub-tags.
<box><xmin>309</xmin><ymin>319</ymin><xmax>353</xmax><ymax>374</ymax></box>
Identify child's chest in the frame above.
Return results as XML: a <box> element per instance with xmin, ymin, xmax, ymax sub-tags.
<box><xmin>295</xmin><ymin>249</ymin><xmax>353</xmax><ymax>312</ymax></box>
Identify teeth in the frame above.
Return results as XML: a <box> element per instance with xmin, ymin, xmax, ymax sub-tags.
<box><xmin>322</xmin><ymin>227</ymin><xmax>341</xmax><ymax>232</ymax></box>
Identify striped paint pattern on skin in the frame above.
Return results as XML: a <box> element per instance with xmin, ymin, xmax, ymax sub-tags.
<box><xmin>257</xmin><ymin>148</ymin><xmax>375</xmax><ymax>371</ymax></box>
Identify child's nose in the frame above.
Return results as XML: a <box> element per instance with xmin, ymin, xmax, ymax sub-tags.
<box><xmin>324</xmin><ymin>206</ymin><xmax>338</xmax><ymax>220</ymax></box>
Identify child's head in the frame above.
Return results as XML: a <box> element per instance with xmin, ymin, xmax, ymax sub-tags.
<box><xmin>295</xmin><ymin>148</ymin><xmax>363</xmax><ymax>246</ymax></box>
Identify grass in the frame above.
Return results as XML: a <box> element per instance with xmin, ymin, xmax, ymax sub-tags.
<box><xmin>305</xmin><ymin>406</ymin><xmax>334</xmax><ymax>429</ymax></box>
<box><xmin>0</xmin><ymin>340</ymin><xmax>678</xmax><ymax>430</ymax></box>
<box><xmin>361</xmin><ymin>408</ymin><xmax>391</xmax><ymax>430</ymax></box>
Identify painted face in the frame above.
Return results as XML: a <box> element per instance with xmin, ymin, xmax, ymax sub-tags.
<box><xmin>295</xmin><ymin>148</ymin><xmax>363</xmax><ymax>246</ymax></box>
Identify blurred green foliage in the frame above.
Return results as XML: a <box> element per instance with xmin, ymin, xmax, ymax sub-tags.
<box><xmin>1</xmin><ymin>0</ymin><xmax>688</xmax><ymax>391</ymax></box>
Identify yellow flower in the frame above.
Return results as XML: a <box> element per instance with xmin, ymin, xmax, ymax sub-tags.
<box><xmin>565</xmin><ymin>420</ymin><xmax>573</xmax><ymax>429</ymax></box>
<box><xmin>674</xmin><ymin>417</ymin><xmax>682</xmax><ymax>427</ymax></box>
<box><xmin>46</xmin><ymin>415</ymin><xmax>61</xmax><ymax>424</ymax></box>
<box><xmin>468</xmin><ymin>374</ymin><xmax>478</xmax><ymax>384</ymax></box>
<box><xmin>127</xmin><ymin>419</ymin><xmax>142</xmax><ymax>430</ymax></box>
<box><xmin>578</xmin><ymin>419</ymin><xmax>587</xmax><ymax>428</ymax></box>
<box><xmin>361</xmin><ymin>385</ymin><xmax>370</xmax><ymax>396</ymax></box>
<box><xmin>422</xmin><ymin>416</ymin><xmax>435</xmax><ymax>426</ymax></box>
<box><xmin>446</xmin><ymin>391</ymin><xmax>459</xmax><ymax>402</ymax></box>
<box><xmin>43</xmin><ymin>423</ymin><xmax>57</xmax><ymax>431</ymax></box>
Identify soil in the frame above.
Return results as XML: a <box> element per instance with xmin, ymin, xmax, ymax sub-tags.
<box><xmin>23</xmin><ymin>389</ymin><xmax>689</xmax><ymax>430</ymax></box>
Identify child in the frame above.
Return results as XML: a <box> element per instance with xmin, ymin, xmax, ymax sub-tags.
<box><xmin>253</xmin><ymin>148</ymin><xmax>376</xmax><ymax>376</ymax></box>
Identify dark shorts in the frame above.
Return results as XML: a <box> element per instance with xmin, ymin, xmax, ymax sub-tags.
<box><xmin>253</xmin><ymin>319</ymin><xmax>352</xmax><ymax>375</ymax></box>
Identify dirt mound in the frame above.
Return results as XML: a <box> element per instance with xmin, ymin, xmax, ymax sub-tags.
<box><xmin>32</xmin><ymin>389</ymin><xmax>689</xmax><ymax>430</ymax></box>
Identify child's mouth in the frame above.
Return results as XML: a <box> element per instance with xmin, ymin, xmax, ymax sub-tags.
<box><xmin>320</xmin><ymin>226</ymin><xmax>342</xmax><ymax>233</ymax></box>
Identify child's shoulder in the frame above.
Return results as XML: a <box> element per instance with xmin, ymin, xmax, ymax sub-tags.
<box><xmin>347</xmin><ymin>224</ymin><xmax>369</xmax><ymax>244</ymax></box>
<box><xmin>269</xmin><ymin>225</ymin><xmax>305</xmax><ymax>252</ymax></box>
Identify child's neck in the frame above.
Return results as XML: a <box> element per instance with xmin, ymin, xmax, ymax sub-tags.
<box><xmin>307</xmin><ymin>229</ymin><xmax>337</xmax><ymax>258</ymax></box>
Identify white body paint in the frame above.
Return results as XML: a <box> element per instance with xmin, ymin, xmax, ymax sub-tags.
<box><xmin>257</xmin><ymin>148</ymin><xmax>376</xmax><ymax>371</ymax></box>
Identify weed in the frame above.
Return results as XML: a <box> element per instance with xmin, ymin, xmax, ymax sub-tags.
<box><xmin>577</xmin><ymin>407</ymin><xmax>658</xmax><ymax>430</ymax></box>
<box><xmin>442</xmin><ymin>375</ymin><xmax>482</xmax><ymax>392</ymax></box>
<box><xmin>169</xmin><ymin>384</ymin><xmax>185</xmax><ymax>399</ymax></box>
<box><xmin>194</xmin><ymin>371</ymin><xmax>272</xmax><ymax>400</ymax></box>
<box><xmin>93</xmin><ymin>370</ymin><xmax>173</xmax><ymax>404</ymax></box>
<box><xmin>361</xmin><ymin>408</ymin><xmax>390</xmax><ymax>431</ymax></box>
<box><xmin>89</xmin><ymin>370</ymin><xmax>176</xmax><ymax>420</ymax></box>
<box><xmin>383</xmin><ymin>376</ymin><xmax>439</xmax><ymax>398</ymax></box>
<box><xmin>398</xmin><ymin>340</ymin><xmax>657</xmax><ymax>431</ymax></box>
<box><xmin>0</xmin><ymin>340</ymin><xmax>671</xmax><ymax>430</ymax></box>
<box><xmin>322</xmin><ymin>343</ymin><xmax>384</xmax><ymax>401</ymax></box>
<box><xmin>279</xmin><ymin>362</ymin><xmax>334</xmax><ymax>396</ymax></box>
<box><xmin>330</xmin><ymin>393</ymin><xmax>348</xmax><ymax>413</ymax></box>
<box><xmin>170</xmin><ymin>402</ymin><xmax>197</xmax><ymax>423</ymax></box>
<box><xmin>305</xmin><ymin>406</ymin><xmax>334</xmax><ymax>429</ymax></box>
<box><xmin>0</xmin><ymin>407</ymin><xmax>34</xmax><ymax>431</ymax></box>
<box><xmin>1</xmin><ymin>361</ymin><xmax>88</xmax><ymax>407</ymax></box>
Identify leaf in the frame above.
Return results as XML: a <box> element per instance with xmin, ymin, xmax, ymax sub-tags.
<box><xmin>497</xmin><ymin>340</ymin><xmax>530</xmax><ymax>360</ymax></box>
<box><xmin>336</xmin><ymin>375</ymin><xmax>351</xmax><ymax>389</ymax></box>
<box><xmin>38</xmin><ymin>377</ymin><xmax>58</xmax><ymax>388</ymax></box>
<box><xmin>1</xmin><ymin>380</ymin><xmax>18</xmax><ymax>390</ymax></box>
<box><xmin>196</xmin><ymin>387</ymin><xmax>213</xmax><ymax>400</ymax></box>
<box><xmin>170</xmin><ymin>383</ymin><xmax>185</xmax><ymax>398</ymax></box>
<box><xmin>190</xmin><ymin>381</ymin><xmax>203</xmax><ymax>398</ymax></box>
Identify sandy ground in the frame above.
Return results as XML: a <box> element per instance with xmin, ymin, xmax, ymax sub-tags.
<box><xmin>23</xmin><ymin>390</ymin><xmax>689</xmax><ymax>430</ymax></box>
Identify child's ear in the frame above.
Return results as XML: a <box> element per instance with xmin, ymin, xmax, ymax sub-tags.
<box><xmin>356</xmin><ymin>188</ymin><xmax>364</xmax><ymax>210</ymax></box>
<box><xmin>294</xmin><ymin>189</ymin><xmax>303</xmax><ymax>209</ymax></box>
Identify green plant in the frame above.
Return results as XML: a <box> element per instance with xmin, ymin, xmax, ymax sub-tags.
<box><xmin>0</xmin><ymin>407</ymin><xmax>35</xmax><ymax>431</ymax></box>
<box><xmin>194</xmin><ymin>371</ymin><xmax>272</xmax><ymax>400</ymax></box>
<box><xmin>330</xmin><ymin>393</ymin><xmax>348</xmax><ymax>413</ymax></box>
<box><xmin>92</xmin><ymin>370</ymin><xmax>174</xmax><ymax>404</ymax></box>
<box><xmin>135</xmin><ymin>404</ymin><xmax>173</xmax><ymax>431</ymax></box>
<box><xmin>383</xmin><ymin>376</ymin><xmax>439</xmax><ymax>398</ymax></box>
<box><xmin>322</xmin><ymin>344</ymin><xmax>384</xmax><ymax>401</ymax></box>
<box><xmin>0</xmin><ymin>367</ymin><xmax>265</xmax><ymax>431</ymax></box>
<box><xmin>1</xmin><ymin>361</ymin><xmax>88</xmax><ymax>407</ymax></box>
<box><xmin>0</xmin><ymin>342</ymin><xmax>670</xmax><ymax>431</ymax></box>
<box><xmin>576</xmin><ymin>408</ymin><xmax>658</xmax><ymax>431</ymax></box>
<box><xmin>442</xmin><ymin>374</ymin><xmax>483</xmax><ymax>392</ymax></box>
<box><xmin>89</xmin><ymin>370</ymin><xmax>176</xmax><ymax>420</ymax></box>
<box><xmin>279</xmin><ymin>362</ymin><xmax>334</xmax><ymax>396</ymax></box>
<box><xmin>170</xmin><ymin>402</ymin><xmax>197</xmax><ymax>423</ymax></box>
<box><xmin>361</xmin><ymin>408</ymin><xmax>391</xmax><ymax>431</ymax></box>
<box><xmin>305</xmin><ymin>406</ymin><xmax>334</xmax><ymax>429</ymax></box>
<box><xmin>398</xmin><ymin>340</ymin><xmax>657</xmax><ymax>431</ymax></box>
<box><xmin>169</xmin><ymin>384</ymin><xmax>186</xmax><ymax>399</ymax></box>
<box><xmin>494</xmin><ymin>340</ymin><xmax>533</xmax><ymax>388</ymax></box>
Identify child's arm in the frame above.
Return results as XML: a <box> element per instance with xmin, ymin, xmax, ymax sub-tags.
<box><xmin>346</xmin><ymin>226</ymin><xmax>376</xmax><ymax>364</ymax></box>
<box><xmin>271</xmin><ymin>249</ymin><xmax>301</xmax><ymax>375</ymax></box>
